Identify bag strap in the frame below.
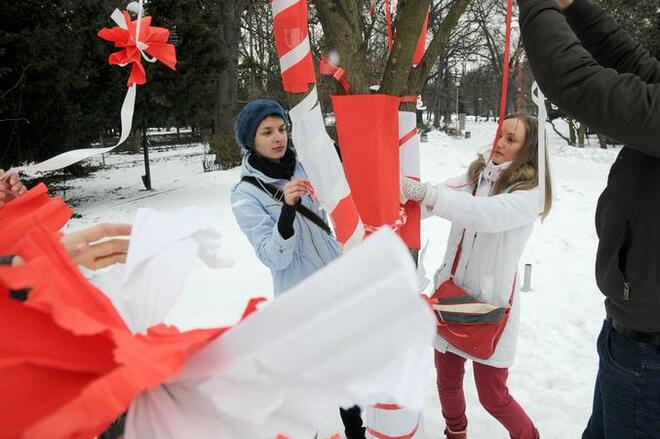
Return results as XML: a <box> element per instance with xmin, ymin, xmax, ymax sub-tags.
<box><xmin>241</xmin><ymin>176</ymin><xmax>332</xmax><ymax>236</ymax></box>
<box><xmin>449</xmin><ymin>183</ymin><xmax>478</xmax><ymax>279</ymax></box>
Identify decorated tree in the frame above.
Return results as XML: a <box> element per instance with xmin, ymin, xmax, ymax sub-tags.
<box><xmin>268</xmin><ymin>2</ymin><xmax>500</xmax><ymax>436</ymax></box>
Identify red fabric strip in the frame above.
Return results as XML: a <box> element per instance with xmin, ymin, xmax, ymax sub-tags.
<box><xmin>398</xmin><ymin>128</ymin><xmax>417</xmax><ymax>147</ymax></box>
<box><xmin>412</xmin><ymin>10</ymin><xmax>429</xmax><ymax>66</ymax></box>
<box><xmin>385</xmin><ymin>0</ymin><xmax>394</xmax><ymax>51</ymax></box>
<box><xmin>330</xmin><ymin>195</ymin><xmax>361</xmax><ymax>244</ymax></box>
<box><xmin>489</xmin><ymin>0</ymin><xmax>514</xmax><ymax>159</ymax></box>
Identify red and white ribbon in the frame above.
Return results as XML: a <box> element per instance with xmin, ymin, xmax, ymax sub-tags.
<box><xmin>319</xmin><ymin>55</ymin><xmax>351</xmax><ymax>93</ymax></box>
<box><xmin>271</xmin><ymin>0</ymin><xmax>316</xmax><ymax>93</ymax></box>
<box><xmin>4</xmin><ymin>0</ymin><xmax>172</xmax><ymax>177</ymax></box>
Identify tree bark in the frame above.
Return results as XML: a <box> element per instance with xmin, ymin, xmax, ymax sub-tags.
<box><xmin>313</xmin><ymin>0</ymin><xmax>370</xmax><ymax>94</ymax></box>
<box><xmin>212</xmin><ymin>0</ymin><xmax>249</xmax><ymax>167</ymax></box>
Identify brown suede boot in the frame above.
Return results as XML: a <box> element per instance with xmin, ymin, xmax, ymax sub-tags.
<box><xmin>444</xmin><ymin>425</ymin><xmax>467</xmax><ymax>439</ymax></box>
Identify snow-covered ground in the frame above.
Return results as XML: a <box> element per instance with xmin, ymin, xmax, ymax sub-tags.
<box><xmin>60</xmin><ymin>119</ymin><xmax>619</xmax><ymax>438</ymax></box>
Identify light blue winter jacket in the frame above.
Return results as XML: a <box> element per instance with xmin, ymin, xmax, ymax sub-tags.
<box><xmin>230</xmin><ymin>154</ymin><xmax>340</xmax><ymax>296</ymax></box>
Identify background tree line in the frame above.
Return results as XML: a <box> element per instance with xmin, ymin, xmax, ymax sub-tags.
<box><xmin>1</xmin><ymin>0</ymin><xmax>657</xmax><ymax>171</ymax></box>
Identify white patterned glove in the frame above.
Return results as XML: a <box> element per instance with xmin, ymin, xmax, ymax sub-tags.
<box><xmin>400</xmin><ymin>177</ymin><xmax>438</xmax><ymax>207</ymax></box>
<box><xmin>401</xmin><ymin>177</ymin><xmax>427</xmax><ymax>202</ymax></box>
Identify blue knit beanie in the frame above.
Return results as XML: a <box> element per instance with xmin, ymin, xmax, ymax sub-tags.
<box><xmin>235</xmin><ymin>99</ymin><xmax>289</xmax><ymax>151</ymax></box>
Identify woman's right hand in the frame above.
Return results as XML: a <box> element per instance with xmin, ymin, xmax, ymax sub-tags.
<box><xmin>283</xmin><ymin>179</ymin><xmax>308</xmax><ymax>206</ymax></box>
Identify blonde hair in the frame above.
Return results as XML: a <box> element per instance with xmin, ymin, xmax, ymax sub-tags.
<box><xmin>467</xmin><ymin>114</ymin><xmax>553</xmax><ymax>220</ymax></box>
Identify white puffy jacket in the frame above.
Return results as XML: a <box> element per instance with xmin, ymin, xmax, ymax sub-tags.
<box><xmin>424</xmin><ymin>161</ymin><xmax>540</xmax><ymax>368</ymax></box>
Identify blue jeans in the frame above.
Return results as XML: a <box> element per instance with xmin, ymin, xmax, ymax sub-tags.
<box><xmin>583</xmin><ymin>320</ymin><xmax>660</xmax><ymax>439</ymax></box>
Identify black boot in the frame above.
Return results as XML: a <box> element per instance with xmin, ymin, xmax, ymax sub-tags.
<box><xmin>339</xmin><ymin>405</ymin><xmax>366</xmax><ymax>439</ymax></box>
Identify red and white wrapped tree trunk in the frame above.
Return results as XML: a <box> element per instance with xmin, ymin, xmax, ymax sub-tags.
<box><xmin>270</xmin><ymin>0</ymin><xmax>365</xmax><ymax>250</ymax></box>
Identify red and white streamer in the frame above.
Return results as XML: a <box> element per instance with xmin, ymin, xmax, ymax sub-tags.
<box><xmin>270</xmin><ymin>0</ymin><xmax>364</xmax><ymax>250</ymax></box>
<box><xmin>363</xmin><ymin>108</ymin><xmax>423</xmax><ymax>439</ymax></box>
<box><xmin>271</xmin><ymin>0</ymin><xmax>316</xmax><ymax>93</ymax></box>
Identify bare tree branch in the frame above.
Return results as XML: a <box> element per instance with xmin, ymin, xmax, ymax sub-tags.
<box><xmin>0</xmin><ymin>62</ymin><xmax>33</xmax><ymax>101</ymax></box>
<box><xmin>410</xmin><ymin>0</ymin><xmax>471</xmax><ymax>93</ymax></box>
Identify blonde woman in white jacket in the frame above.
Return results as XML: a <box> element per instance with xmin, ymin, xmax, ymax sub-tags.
<box><xmin>401</xmin><ymin>114</ymin><xmax>552</xmax><ymax>439</ymax></box>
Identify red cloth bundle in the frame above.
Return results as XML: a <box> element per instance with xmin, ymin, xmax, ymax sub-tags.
<box><xmin>331</xmin><ymin>94</ymin><xmax>404</xmax><ymax>238</ymax></box>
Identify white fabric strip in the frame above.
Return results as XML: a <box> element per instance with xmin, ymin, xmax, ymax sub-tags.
<box><xmin>7</xmin><ymin>85</ymin><xmax>137</xmax><ymax>175</ymax></box>
<box><xmin>399</xmin><ymin>111</ymin><xmax>420</xmax><ymax>178</ymax></box>
<box><xmin>532</xmin><ymin>82</ymin><xmax>547</xmax><ymax>214</ymax></box>
<box><xmin>279</xmin><ymin>35</ymin><xmax>310</xmax><ymax>73</ymax></box>
<box><xmin>271</xmin><ymin>0</ymin><xmax>299</xmax><ymax>17</ymax></box>
<box><xmin>119</xmin><ymin>228</ymin><xmax>435</xmax><ymax>438</ymax></box>
<box><xmin>111</xmin><ymin>8</ymin><xmax>128</xmax><ymax>28</ymax></box>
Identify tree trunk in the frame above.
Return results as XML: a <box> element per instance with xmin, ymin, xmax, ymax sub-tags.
<box><xmin>132</xmin><ymin>127</ymin><xmax>142</xmax><ymax>153</ymax></box>
<box><xmin>577</xmin><ymin>123</ymin><xmax>586</xmax><ymax>148</ymax></box>
<box><xmin>212</xmin><ymin>0</ymin><xmax>248</xmax><ymax>167</ymax></box>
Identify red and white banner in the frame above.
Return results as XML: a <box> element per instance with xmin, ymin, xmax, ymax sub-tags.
<box><xmin>271</xmin><ymin>0</ymin><xmax>316</xmax><ymax>93</ymax></box>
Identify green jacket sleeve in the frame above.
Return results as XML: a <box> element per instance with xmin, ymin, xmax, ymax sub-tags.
<box><xmin>519</xmin><ymin>0</ymin><xmax>660</xmax><ymax>158</ymax></box>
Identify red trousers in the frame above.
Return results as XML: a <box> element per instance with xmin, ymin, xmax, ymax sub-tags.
<box><xmin>435</xmin><ymin>350</ymin><xmax>537</xmax><ymax>439</ymax></box>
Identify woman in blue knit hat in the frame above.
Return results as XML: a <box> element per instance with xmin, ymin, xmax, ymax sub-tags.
<box><xmin>230</xmin><ymin>99</ymin><xmax>365</xmax><ymax>438</ymax></box>
<box><xmin>230</xmin><ymin>98</ymin><xmax>340</xmax><ymax>295</ymax></box>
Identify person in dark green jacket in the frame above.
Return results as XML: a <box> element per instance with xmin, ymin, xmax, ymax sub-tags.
<box><xmin>519</xmin><ymin>1</ymin><xmax>660</xmax><ymax>437</ymax></box>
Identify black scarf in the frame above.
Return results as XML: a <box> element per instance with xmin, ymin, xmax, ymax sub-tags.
<box><xmin>248</xmin><ymin>148</ymin><xmax>297</xmax><ymax>180</ymax></box>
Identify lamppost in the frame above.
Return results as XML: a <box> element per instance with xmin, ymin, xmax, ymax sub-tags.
<box><xmin>455</xmin><ymin>76</ymin><xmax>461</xmax><ymax>131</ymax></box>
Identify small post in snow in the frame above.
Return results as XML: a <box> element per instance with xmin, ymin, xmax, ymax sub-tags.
<box><xmin>522</xmin><ymin>263</ymin><xmax>532</xmax><ymax>292</ymax></box>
